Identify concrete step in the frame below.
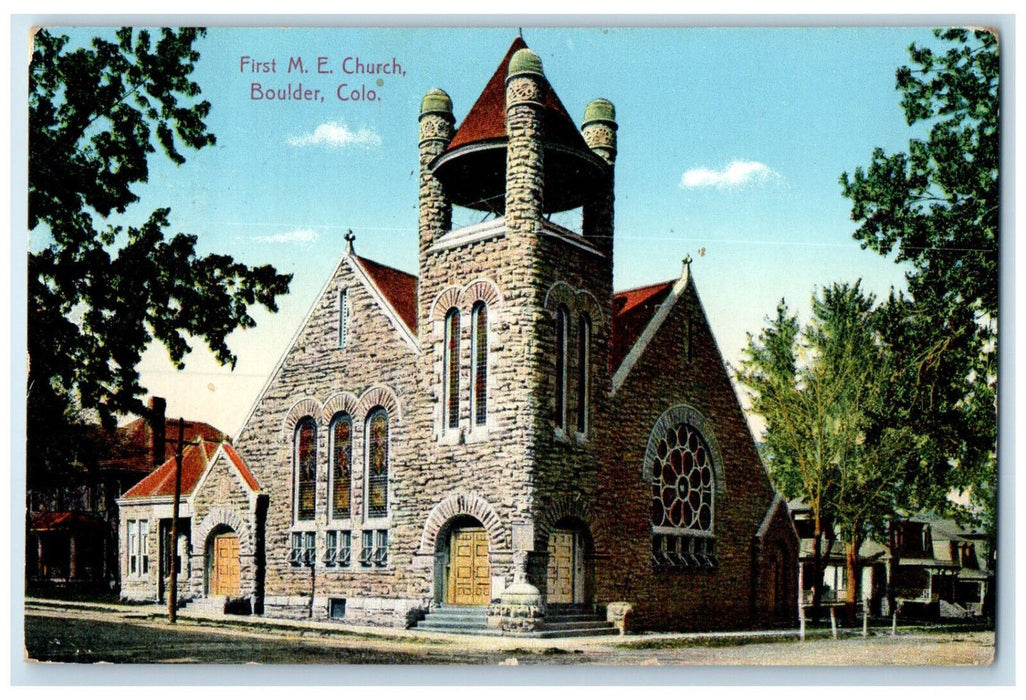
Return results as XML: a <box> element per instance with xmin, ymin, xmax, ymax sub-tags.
<box><xmin>535</xmin><ymin>626</ymin><xmax>618</xmax><ymax>639</ymax></box>
<box><xmin>544</xmin><ymin>612</ymin><xmax>605</xmax><ymax>623</ymax></box>
<box><xmin>535</xmin><ymin>619</ymin><xmax>613</xmax><ymax>632</ymax></box>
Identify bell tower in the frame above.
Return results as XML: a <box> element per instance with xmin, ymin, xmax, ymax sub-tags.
<box><xmin>414</xmin><ymin>38</ymin><xmax>619</xmax><ymax>612</ymax></box>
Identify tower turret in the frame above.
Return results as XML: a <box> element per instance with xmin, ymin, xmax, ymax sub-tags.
<box><xmin>581</xmin><ymin>98</ymin><xmax>618</xmax><ymax>258</ymax></box>
<box><xmin>504</xmin><ymin>48</ymin><xmax>548</xmax><ymax>236</ymax></box>
<box><xmin>418</xmin><ymin>88</ymin><xmax>455</xmax><ymax>259</ymax></box>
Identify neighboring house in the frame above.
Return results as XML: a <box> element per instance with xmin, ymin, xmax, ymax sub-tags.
<box><xmin>26</xmin><ymin>397</ymin><xmax>226</xmax><ymax>593</ymax></box>
<box><xmin>789</xmin><ymin>501</ymin><xmax>888</xmax><ymax>615</ymax></box>
<box><xmin>790</xmin><ymin>501</ymin><xmax>993</xmax><ymax>619</ymax></box>
<box><xmin>889</xmin><ymin>516</ymin><xmax>993</xmax><ymax>618</ymax></box>
<box><xmin>117</xmin><ymin>38</ymin><xmax>798</xmax><ymax>633</ymax></box>
<box><xmin>117</xmin><ymin>440</ymin><xmax>263</xmax><ymax>608</ymax></box>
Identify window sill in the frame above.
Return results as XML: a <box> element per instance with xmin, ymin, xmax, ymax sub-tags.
<box><xmin>465</xmin><ymin>425</ymin><xmax>490</xmax><ymax>444</ymax></box>
<box><xmin>438</xmin><ymin>427</ymin><xmax>463</xmax><ymax>446</ymax></box>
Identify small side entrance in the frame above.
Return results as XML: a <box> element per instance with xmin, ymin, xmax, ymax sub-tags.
<box><xmin>208</xmin><ymin>531</ymin><xmax>240</xmax><ymax>597</ymax></box>
<box><xmin>546</xmin><ymin>523</ymin><xmax>591</xmax><ymax>605</ymax></box>
<box><xmin>446</xmin><ymin>527</ymin><xmax>491</xmax><ymax>605</ymax></box>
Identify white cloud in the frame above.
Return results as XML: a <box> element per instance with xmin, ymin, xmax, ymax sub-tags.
<box><xmin>680</xmin><ymin>160</ymin><xmax>781</xmax><ymax>190</ymax></box>
<box><xmin>287</xmin><ymin>121</ymin><xmax>382</xmax><ymax>149</ymax></box>
<box><xmin>254</xmin><ymin>228</ymin><xmax>319</xmax><ymax>244</ymax></box>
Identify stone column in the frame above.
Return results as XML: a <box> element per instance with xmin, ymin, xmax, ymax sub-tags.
<box><xmin>581</xmin><ymin>98</ymin><xmax>617</xmax><ymax>260</ymax></box>
<box><xmin>504</xmin><ymin>48</ymin><xmax>547</xmax><ymax>236</ymax></box>
<box><xmin>418</xmin><ymin>88</ymin><xmax>455</xmax><ymax>261</ymax></box>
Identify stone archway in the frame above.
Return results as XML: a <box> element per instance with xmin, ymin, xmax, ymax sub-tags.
<box><xmin>436</xmin><ymin>515</ymin><xmax>492</xmax><ymax>606</ymax></box>
<box><xmin>194</xmin><ymin>506</ymin><xmax>252</xmax><ymax>600</ymax></box>
<box><xmin>418</xmin><ymin>493</ymin><xmax>504</xmax><ymax>606</ymax></box>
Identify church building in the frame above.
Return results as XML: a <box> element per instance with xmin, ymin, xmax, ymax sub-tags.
<box><xmin>119</xmin><ymin>38</ymin><xmax>798</xmax><ymax>633</ymax></box>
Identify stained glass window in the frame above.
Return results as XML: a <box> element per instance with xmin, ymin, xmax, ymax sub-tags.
<box><xmin>330</xmin><ymin>413</ymin><xmax>352</xmax><ymax>520</ymax></box>
<box><xmin>650</xmin><ymin>422</ymin><xmax>714</xmax><ymax>532</ymax></box>
<box><xmin>471</xmin><ymin>302</ymin><xmax>488</xmax><ymax>427</ymax></box>
<box><xmin>577</xmin><ymin>314</ymin><xmax>591</xmax><ymax>435</ymax></box>
<box><xmin>554</xmin><ymin>306</ymin><xmax>569</xmax><ymax>429</ymax></box>
<box><xmin>444</xmin><ymin>309</ymin><xmax>460</xmax><ymax>429</ymax></box>
<box><xmin>366</xmin><ymin>408</ymin><xmax>389</xmax><ymax>518</ymax></box>
<box><xmin>295</xmin><ymin>418</ymin><xmax>317</xmax><ymax>521</ymax></box>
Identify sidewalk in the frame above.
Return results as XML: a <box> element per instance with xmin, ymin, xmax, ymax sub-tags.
<box><xmin>27</xmin><ymin>596</ymin><xmax>986</xmax><ymax>653</ymax></box>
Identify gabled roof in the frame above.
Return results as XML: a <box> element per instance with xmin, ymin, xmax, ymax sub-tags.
<box><xmin>103</xmin><ymin>417</ymin><xmax>227</xmax><ymax>475</ymax></box>
<box><xmin>121</xmin><ymin>440</ymin><xmax>259</xmax><ymax>499</ymax></box>
<box><xmin>610</xmin><ymin>280</ymin><xmax>676</xmax><ymax>371</ymax></box>
<box><xmin>352</xmin><ymin>255</ymin><xmax>419</xmax><ymax>334</ymax></box>
<box><xmin>446</xmin><ymin>36</ymin><xmax>591</xmax><ymax>155</ymax></box>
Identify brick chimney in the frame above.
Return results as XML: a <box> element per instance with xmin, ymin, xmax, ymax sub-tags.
<box><xmin>148</xmin><ymin>396</ymin><xmax>167</xmax><ymax>468</ymax></box>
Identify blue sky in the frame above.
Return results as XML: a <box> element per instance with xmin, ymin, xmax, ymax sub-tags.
<box><xmin>36</xmin><ymin>25</ymin><xmax>949</xmax><ymax>437</ymax></box>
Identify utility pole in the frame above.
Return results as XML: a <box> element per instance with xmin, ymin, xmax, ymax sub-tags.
<box><xmin>168</xmin><ymin>418</ymin><xmax>185</xmax><ymax>624</ymax></box>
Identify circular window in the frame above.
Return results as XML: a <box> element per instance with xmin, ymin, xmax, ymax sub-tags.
<box><xmin>650</xmin><ymin>422</ymin><xmax>714</xmax><ymax>531</ymax></box>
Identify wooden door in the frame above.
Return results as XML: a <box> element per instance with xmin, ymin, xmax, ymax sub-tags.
<box><xmin>447</xmin><ymin>528</ymin><xmax>490</xmax><ymax>605</ymax></box>
<box><xmin>547</xmin><ymin>531</ymin><xmax>575</xmax><ymax>604</ymax></box>
<box><xmin>211</xmin><ymin>533</ymin><xmax>240</xmax><ymax>597</ymax></box>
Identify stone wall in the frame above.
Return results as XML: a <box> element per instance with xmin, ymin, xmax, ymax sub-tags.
<box><xmin>598</xmin><ymin>278</ymin><xmax>784</xmax><ymax>630</ymax></box>
<box><xmin>233</xmin><ymin>254</ymin><xmax>429</xmax><ymax>615</ymax></box>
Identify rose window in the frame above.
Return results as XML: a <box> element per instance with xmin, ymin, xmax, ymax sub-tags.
<box><xmin>650</xmin><ymin>422</ymin><xmax>714</xmax><ymax>532</ymax></box>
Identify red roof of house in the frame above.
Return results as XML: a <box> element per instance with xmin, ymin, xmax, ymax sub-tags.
<box><xmin>610</xmin><ymin>280</ymin><xmax>676</xmax><ymax>371</ymax></box>
<box><xmin>121</xmin><ymin>441</ymin><xmax>259</xmax><ymax>499</ymax></box>
<box><xmin>29</xmin><ymin>511</ymin><xmax>106</xmax><ymax>532</ymax></box>
<box><xmin>446</xmin><ymin>37</ymin><xmax>591</xmax><ymax>154</ymax></box>
<box><xmin>103</xmin><ymin>417</ymin><xmax>227</xmax><ymax>475</ymax></box>
<box><xmin>353</xmin><ymin>255</ymin><xmax>419</xmax><ymax>334</ymax></box>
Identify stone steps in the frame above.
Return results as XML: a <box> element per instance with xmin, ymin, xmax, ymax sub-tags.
<box><xmin>415</xmin><ymin>605</ymin><xmax>492</xmax><ymax>634</ymax></box>
<box><xmin>414</xmin><ymin>603</ymin><xmax>618</xmax><ymax>638</ymax></box>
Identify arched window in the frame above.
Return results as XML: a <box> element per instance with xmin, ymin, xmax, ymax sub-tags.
<box><xmin>330</xmin><ymin>413</ymin><xmax>352</xmax><ymax>520</ymax></box>
<box><xmin>554</xmin><ymin>306</ymin><xmax>569</xmax><ymax>430</ymax></box>
<box><xmin>650</xmin><ymin>422</ymin><xmax>716</xmax><ymax>570</ymax></box>
<box><xmin>294</xmin><ymin>417</ymin><xmax>317</xmax><ymax>522</ymax></box>
<box><xmin>471</xmin><ymin>302</ymin><xmax>488</xmax><ymax>427</ymax></box>
<box><xmin>366</xmin><ymin>408</ymin><xmax>389</xmax><ymax>519</ymax></box>
<box><xmin>444</xmin><ymin>308</ymin><xmax>460</xmax><ymax>430</ymax></box>
<box><xmin>576</xmin><ymin>313</ymin><xmax>591</xmax><ymax>435</ymax></box>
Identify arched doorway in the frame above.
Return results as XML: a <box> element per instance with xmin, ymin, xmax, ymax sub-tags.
<box><xmin>546</xmin><ymin>518</ymin><xmax>593</xmax><ymax>605</ymax></box>
<box><xmin>205</xmin><ymin>526</ymin><xmax>240</xmax><ymax>597</ymax></box>
<box><xmin>436</xmin><ymin>515</ymin><xmax>491</xmax><ymax>606</ymax></box>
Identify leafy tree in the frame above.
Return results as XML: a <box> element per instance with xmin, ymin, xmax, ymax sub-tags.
<box><xmin>839</xmin><ymin>28</ymin><xmax>998</xmax><ymax>535</ymax></box>
<box><xmin>738</xmin><ymin>282</ymin><xmax>906</xmax><ymax>617</ymax></box>
<box><xmin>28</xmin><ymin>28</ymin><xmax>292</xmax><ymax>489</ymax></box>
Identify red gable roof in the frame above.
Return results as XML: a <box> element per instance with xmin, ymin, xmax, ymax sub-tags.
<box><xmin>446</xmin><ymin>37</ymin><xmax>590</xmax><ymax>154</ymax></box>
<box><xmin>29</xmin><ymin>511</ymin><xmax>106</xmax><ymax>532</ymax></box>
<box><xmin>353</xmin><ymin>255</ymin><xmax>419</xmax><ymax>334</ymax></box>
<box><xmin>104</xmin><ymin>417</ymin><xmax>227</xmax><ymax>475</ymax></box>
<box><xmin>122</xmin><ymin>440</ymin><xmax>260</xmax><ymax>499</ymax></box>
<box><xmin>610</xmin><ymin>280</ymin><xmax>676</xmax><ymax>371</ymax></box>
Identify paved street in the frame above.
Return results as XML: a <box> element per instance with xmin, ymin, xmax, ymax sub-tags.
<box><xmin>22</xmin><ymin>600</ymin><xmax>995</xmax><ymax>667</ymax></box>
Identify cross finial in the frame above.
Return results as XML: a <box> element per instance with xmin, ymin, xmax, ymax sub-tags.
<box><xmin>682</xmin><ymin>254</ymin><xmax>693</xmax><ymax>276</ymax></box>
<box><xmin>344</xmin><ymin>229</ymin><xmax>356</xmax><ymax>254</ymax></box>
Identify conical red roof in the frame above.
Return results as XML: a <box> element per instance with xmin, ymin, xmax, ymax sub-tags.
<box><xmin>446</xmin><ymin>37</ymin><xmax>590</xmax><ymax>153</ymax></box>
